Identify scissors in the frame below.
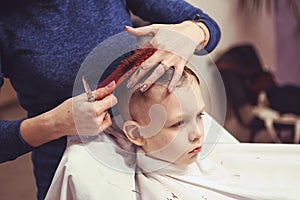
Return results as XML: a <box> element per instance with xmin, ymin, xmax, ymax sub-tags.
<box><xmin>82</xmin><ymin>75</ymin><xmax>95</xmax><ymax>102</ymax></box>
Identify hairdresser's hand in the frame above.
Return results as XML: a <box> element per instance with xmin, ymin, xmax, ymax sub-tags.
<box><xmin>65</xmin><ymin>81</ymin><xmax>118</xmax><ymax>136</ymax></box>
<box><xmin>20</xmin><ymin>82</ymin><xmax>117</xmax><ymax>147</ymax></box>
<box><xmin>125</xmin><ymin>21</ymin><xmax>209</xmax><ymax>92</ymax></box>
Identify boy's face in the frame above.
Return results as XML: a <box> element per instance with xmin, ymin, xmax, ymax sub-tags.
<box><xmin>141</xmin><ymin>78</ymin><xmax>205</xmax><ymax>165</ymax></box>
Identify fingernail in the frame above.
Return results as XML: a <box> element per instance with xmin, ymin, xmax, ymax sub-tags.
<box><xmin>106</xmin><ymin>81</ymin><xmax>115</xmax><ymax>88</ymax></box>
<box><xmin>127</xmin><ymin>81</ymin><xmax>134</xmax><ymax>88</ymax></box>
<box><xmin>111</xmin><ymin>95</ymin><xmax>118</xmax><ymax>104</ymax></box>
<box><xmin>140</xmin><ymin>84</ymin><xmax>148</xmax><ymax>92</ymax></box>
<box><xmin>168</xmin><ymin>86</ymin><xmax>173</xmax><ymax>93</ymax></box>
<box><xmin>124</xmin><ymin>25</ymin><xmax>130</xmax><ymax>30</ymax></box>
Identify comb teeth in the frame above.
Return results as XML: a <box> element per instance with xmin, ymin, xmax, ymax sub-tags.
<box><xmin>97</xmin><ymin>47</ymin><xmax>157</xmax><ymax>88</ymax></box>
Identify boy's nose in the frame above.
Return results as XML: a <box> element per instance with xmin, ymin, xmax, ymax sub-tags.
<box><xmin>189</xmin><ymin>124</ymin><xmax>203</xmax><ymax>143</ymax></box>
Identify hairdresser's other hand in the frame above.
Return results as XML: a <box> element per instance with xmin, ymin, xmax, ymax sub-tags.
<box><xmin>20</xmin><ymin>82</ymin><xmax>117</xmax><ymax>147</ymax></box>
<box><xmin>125</xmin><ymin>21</ymin><xmax>209</xmax><ymax>92</ymax></box>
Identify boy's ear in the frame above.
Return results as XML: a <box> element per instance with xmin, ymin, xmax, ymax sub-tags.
<box><xmin>123</xmin><ymin>121</ymin><xmax>145</xmax><ymax>146</ymax></box>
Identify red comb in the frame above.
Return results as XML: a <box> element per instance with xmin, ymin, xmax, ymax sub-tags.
<box><xmin>97</xmin><ymin>46</ymin><xmax>157</xmax><ymax>89</ymax></box>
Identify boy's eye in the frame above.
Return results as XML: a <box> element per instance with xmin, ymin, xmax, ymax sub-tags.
<box><xmin>171</xmin><ymin>121</ymin><xmax>184</xmax><ymax>128</ymax></box>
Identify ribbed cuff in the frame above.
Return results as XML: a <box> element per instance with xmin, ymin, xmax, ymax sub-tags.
<box><xmin>0</xmin><ymin>119</ymin><xmax>33</xmax><ymax>163</ymax></box>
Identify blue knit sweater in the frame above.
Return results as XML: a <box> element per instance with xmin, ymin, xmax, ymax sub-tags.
<box><xmin>0</xmin><ymin>0</ymin><xmax>220</xmax><ymax>199</ymax></box>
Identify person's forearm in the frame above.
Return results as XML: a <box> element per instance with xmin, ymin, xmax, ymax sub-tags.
<box><xmin>20</xmin><ymin>82</ymin><xmax>117</xmax><ymax>147</ymax></box>
<box><xmin>127</xmin><ymin>0</ymin><xmax>220</xmax><ymax>54</ymax></box>
<box><xmin>20</xmin><ymin>111</ymin><xmax>61</xmax><ymax>147</ymax></box>
<box><xmin>127</xmin><ymin>0</ymin><xmax>204</xmax><ymax>23</ymax></box>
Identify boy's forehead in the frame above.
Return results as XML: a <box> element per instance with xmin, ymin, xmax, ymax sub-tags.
<box><xmin>166</xmin><ymin>80</ymin><xmax>202</xmax><ymax>108</ymax></box>
<box><xmin>132</xmin><ymin>75</ymin><xmax>202</xmax><ymax>111</ymax></box>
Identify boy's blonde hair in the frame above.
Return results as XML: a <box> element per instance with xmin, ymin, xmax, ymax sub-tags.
<box><xmin>116</xmin><ymin>66</ymin><xmax>199</xmax><ymax>125</ymax></box>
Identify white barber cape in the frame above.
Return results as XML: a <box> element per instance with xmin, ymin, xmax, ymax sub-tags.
<box><xmin>45</xmin><ymin>114</ymin><xmax>300</xmax><ymax>200</ymax></box>
<box><xmin>45</xmin><ymin>130</ymin><xmax>137</xmax><ymax>200</ymax></box>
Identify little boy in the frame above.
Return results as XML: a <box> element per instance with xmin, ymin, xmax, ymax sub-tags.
<box><xmin>118</xmin><ymin>67</ymin><xmax>205</xmax><ymax>166</ymax></box>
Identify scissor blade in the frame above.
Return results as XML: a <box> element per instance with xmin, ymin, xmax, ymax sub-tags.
<box><xmin>82</xmin><ymin>75</ymin><xmax>93</xmax><ymax>96</ymax></box>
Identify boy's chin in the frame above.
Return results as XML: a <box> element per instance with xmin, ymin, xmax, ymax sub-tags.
<box><xmin>173</xmin><ymin>156</ymin><xmax>198</xmax><ymax>166</ymax></box>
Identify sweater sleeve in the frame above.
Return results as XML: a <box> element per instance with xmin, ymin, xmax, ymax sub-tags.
<box><xmin>0</xmin><ymin>119</ymin><xmax>33</xmax><ymax>163</ymax></box>
<box><xmin>126</xmin><ymin>0</ymin><xmax>221</xmax><ymax>54</ymax></box>
<box><xmin>0</xmin><ymin>31</ymin><xmax>33</xmax><ymax>163</ymax></box>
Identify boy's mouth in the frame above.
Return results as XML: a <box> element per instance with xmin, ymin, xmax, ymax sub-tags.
<box><xmin>188</xmin><ymin>146</ymin><xmax>202</xmax><ymax>154</ymax></box>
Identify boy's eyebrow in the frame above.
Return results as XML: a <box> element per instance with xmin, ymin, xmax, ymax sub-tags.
<box><xmin>166</xmin><ymin>115</ymin><xmax>182</xmax><ymax>123</ymax></box>
<box><xmin>166</xmin><ymin>104</ymin><xmax>205</xmax><ymax>124</ymax></box>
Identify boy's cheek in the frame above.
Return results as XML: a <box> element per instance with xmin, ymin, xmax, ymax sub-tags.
<box><xmin>147</xmin><ymin>129</ymin><xmax>192</xmax><ymax>163</ymax></box>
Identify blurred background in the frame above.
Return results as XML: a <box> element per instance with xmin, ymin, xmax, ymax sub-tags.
<box><xmin>1</xmin><ymin>0</ymin><xmax>299</xmax><ymax>199</ymax></box>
